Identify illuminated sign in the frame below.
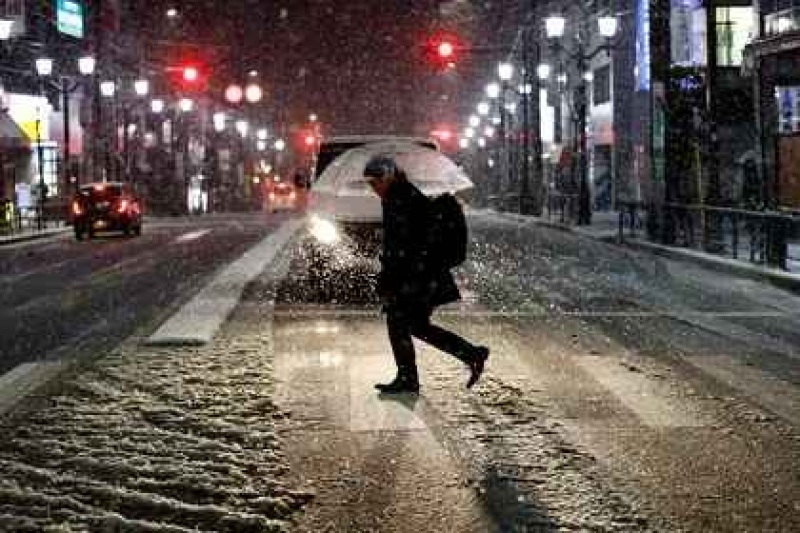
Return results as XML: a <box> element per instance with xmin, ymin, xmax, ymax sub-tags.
<box><xmin>56</xmin><ymin>0</ymin><xmax>84</xmax><ymax>38</ymax></box>
<box><xmin>635</xmin><ymin>0</ymin><xmax>651</xmax><ymax>92</ymax></box>
<box><xmin>777</xmin><ymin>86</ymin><xmax>800</xmax><ymax>135</ymax></box>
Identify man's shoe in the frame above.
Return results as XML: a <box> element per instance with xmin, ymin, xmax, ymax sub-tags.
<box><xmin>466</xmin><ymin>346</ymin><xmax>490</xmax><ymax>389</ymax></box>
<box><xmin>375</xmin><ymin>376</ymin><xmax>420</xmax><ymax>394</ymax></box>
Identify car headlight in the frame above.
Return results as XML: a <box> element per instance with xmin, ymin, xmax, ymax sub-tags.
<box><xmin>309</xmin><ymin>215</ymin><xmax>339</xmax><ymax>245</ymax></box>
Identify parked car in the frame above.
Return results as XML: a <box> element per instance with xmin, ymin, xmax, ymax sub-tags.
<box><xmin>71</xmin><ymin>182</ymin><xmax>142</xmax><ymax>240</ymax></box>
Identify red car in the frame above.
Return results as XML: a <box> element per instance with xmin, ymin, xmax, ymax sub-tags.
<box><xmin>71</xmin><ymin>182</ymin><xmax>143</xmax><ymax>240</ymax></box>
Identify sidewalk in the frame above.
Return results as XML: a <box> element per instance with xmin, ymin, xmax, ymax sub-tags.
<box><xmin>485</xmin><ymin>209</ymin><xmax>800</xmax><ymax>293</ymax></box>
<box><xmin>0</xmin><ymin>222</ymin><xmax>70</xmax><ymax>246</ymax></box>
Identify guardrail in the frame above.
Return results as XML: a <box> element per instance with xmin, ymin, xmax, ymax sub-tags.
<box><xmin>617</xmin><ymin>201</ymin><xmax>800</xmax><ymax>271</ymax></box>
<box><xmin>545</xmin><ymin>191</ymin><xmax>579</xmax><ymax>224</ymax></box>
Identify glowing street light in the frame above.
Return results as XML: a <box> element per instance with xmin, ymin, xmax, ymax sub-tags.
<box><xmin>486</xmin><ymin>82</ymin><xmax>501</xmax><ymax>99</ymax></box>
<box><xmin>0</xmin><ymin>19</ymin><xmax>14</xmax><ymax>40</ymax></box>
<box><xmin>256</xmin><ymin>128</ymin><xmax>269</xmax><ymax>140</ymax></box>
<box><xmin>477</xmin><ymin>102</ymin><xmax>490</xmax><ymax>116</ymax></box>
<box><xmin>545</xmin><ymin>15</ymin><xmax>566</xmax><ymax>38</ymax></box>
<box><xmin>150</xmin><ymin>99</ymin><xmax>165</xmax><ymax>114</ymax></box>
<box><xmin>469</xmin><ymin>115</ymin><xmax>480</xmax><ymax>128</ymax></box>
<box><xmin>537</xmin><ymin>63</ymin><xmax>552</xmax><ymax>80</ymax></box>
<box><xmin>274</xmin><ymin>139</ymin><xmax>286</xmax><ymax>151</ymax></box>
<box><xmin>35</xmin><ymin>57</ymin><xmax>53</xmax><ymax>77</ymax></box>
<box><xmin>213</xmin><ymin>112</ymin><xmax>226</xmax><ymax>132</ymax></box>
<box><xmin>245</xmin><ymin>83</ymin><xmax>263</xmax><ymax>103</ymax></box>
<box><xmin>598</xmin><ymin>16</ymin><xmax>619</xmax><ymax>38</ymax></box>
<box><xmin>100</xmin><ymin>80</ymin><xmax>116</xmax><ymax>98</ymax></box>
<box><xmin>179</xmin><ymin>98</ymin><xmax>194</xmax><ymax>112</ymax></box>
<box><xmin>498</xmin><ymin>62</ymin><xmax>514</xmax><ymax>82</ymax></box>
<box><xmin>236</xmin><ymin>119</ymin><xmax>249</xmax><ymax>138</ymax></box>
<box><xmin>78</xmin><ymin>56</ymin><xmax>96</xmax><ymax>75</ymax></box>
<box><xmin>134</xmin><ymin>79</ymin><xmax>150</xmax><ymax>97</ymax></box>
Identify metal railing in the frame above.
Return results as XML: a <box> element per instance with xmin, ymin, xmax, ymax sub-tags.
<box><xmin>545</xmin><ymin>191</ymin><xmax>579</xmax><ymax>224</ymax></box>
<box><xmin>765</xmin><ymin>8</ymin><xmax>800</xmax><ymax>37</ymax></box>
<box><xmin>617</xmin><ymin>201</ymin><xmax>800</xmax><ymax>271</ymax></box>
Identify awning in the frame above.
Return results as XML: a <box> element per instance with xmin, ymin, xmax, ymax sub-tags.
<box><xmin>0</xmin><ymin>111</ymin><xmax>30</xmax><ymax>151</ymax></box>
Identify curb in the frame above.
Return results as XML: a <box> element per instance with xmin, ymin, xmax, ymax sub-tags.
<box><xmin>0</xmin><ymin>220</ymin><xmax>302</xmax><ymax>415</ymax></box>
<box><xmin>0</xmin><ymin>228</ymin><xmax>70</xmax><ymax>246</ymax></box>
<box><xmin>485</xmin><ymin>210</ymin><xmax>800</xmax><ymax>294</ymax></box>
<box><xmin>618</xmin><ymin>238</ymin><xmax>800</xmax><ymax>294</ymax></box>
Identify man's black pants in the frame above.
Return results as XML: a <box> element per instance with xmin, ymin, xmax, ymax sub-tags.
<box><xmin>386</xmin><ymin>304</ymin><xmax>477</xmax><ymax>380</ymax></box>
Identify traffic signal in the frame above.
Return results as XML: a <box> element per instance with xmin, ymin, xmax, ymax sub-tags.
<box><xmin>167</xmin><ymin>62</ymin><xmax>208</xmax><ymax>92</ymax></box>
<box><xmin>425</xmin><ymin>33</ymin><xmax>461</xmax><ymax>70</ymax></box>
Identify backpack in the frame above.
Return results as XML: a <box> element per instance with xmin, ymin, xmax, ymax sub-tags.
<box><xmin>428</xmin><ymin>193</ymin><xmax>468</xmax><ymax>269</ymax></box>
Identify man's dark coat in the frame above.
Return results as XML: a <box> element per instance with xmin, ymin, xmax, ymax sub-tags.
<box><xmin>378</xmin><ymin>177</ymin><xmax>460</xmax><ymax>311</ymax></box>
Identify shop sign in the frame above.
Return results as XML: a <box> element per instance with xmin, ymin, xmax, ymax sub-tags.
<box><xmin>56</xmin><ymin>0</ymin><xmax>84</xmax><ymax>38</ymax></box>
<box><xmin>776</xmin><ymin>86</ymin><xmax>800</xmax><ymax>134</ymax></box>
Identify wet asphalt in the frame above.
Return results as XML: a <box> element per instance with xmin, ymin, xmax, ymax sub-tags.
<box><xmin>0</xmin><ymin>212</ymin><xmax>798</xmax><ymax>531</ymax></box>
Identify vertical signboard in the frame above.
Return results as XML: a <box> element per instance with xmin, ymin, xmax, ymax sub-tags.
<box><xmin>56</xmin><ymin>0</ymin><xmax>84</xmax><ymax>38</ymax></box>
<box><xmin>776</xmin><ymin>86</ymin><xmax>800</xmax><ymax>135</ymax></box>
<box><xmin>635</xmin><ymin>0</ymin><xmax>651</xmax><ymax>92</ymax></box>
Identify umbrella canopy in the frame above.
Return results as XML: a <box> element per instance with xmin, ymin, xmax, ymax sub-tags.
<box><xmin>310</xmin><ymin>141</ymin><xmax>473</xmax><ymax>223</ymax></box>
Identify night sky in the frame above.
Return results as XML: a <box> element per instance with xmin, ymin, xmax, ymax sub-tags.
<box><xmin>135</xmin><ymin>0</ymin><xmax>514</xmax><ymax>139</ymax></box>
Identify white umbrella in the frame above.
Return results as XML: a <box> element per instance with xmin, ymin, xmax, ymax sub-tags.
<box><xmin>310</xmin><ymin>141</ymin><xmax>473</xmax><ymax>223</ymax></box>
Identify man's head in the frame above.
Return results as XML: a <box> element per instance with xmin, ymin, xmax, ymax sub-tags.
<box><xmin>364</xmin><ymin>155</ymin><xmax>399</xmax><ymax>199</ymax></box>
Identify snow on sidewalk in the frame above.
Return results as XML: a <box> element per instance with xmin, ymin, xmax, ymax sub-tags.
<box><xmin>0</xmin><ymin>316</ymin><xmax>312</xmax><ymax>532</ymax></box>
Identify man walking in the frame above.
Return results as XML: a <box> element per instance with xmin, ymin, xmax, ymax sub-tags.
<box><xmin>364</xmin><ymin>155</ymin><xmax>489</xmax><ymax>394</ymax></box>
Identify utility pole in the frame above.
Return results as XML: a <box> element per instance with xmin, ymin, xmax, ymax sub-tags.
<box><xmin>91</xmin><ymin>0</ymin><xmax>104</xmax><ymax>182</ymax></box>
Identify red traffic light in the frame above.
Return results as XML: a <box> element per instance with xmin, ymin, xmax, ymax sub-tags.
<box><xmin>437</xmin><ymin>41</ymin><xmax>454</xmax><ymax>59</ymax></box>
<box><xmin>183</xmin><ymin>66</ymin><xmax>199</xmax><ymax>83</ymax></box>
<box><xmin>425</xmin><ymin>33</ymin><xmax>461</xmax><ymax>70</ymax></box>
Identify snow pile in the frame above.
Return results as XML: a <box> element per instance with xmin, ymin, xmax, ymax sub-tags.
<box><xmin>0</xmin><ymin>330</ymin><xmax>312</xmax><ymax>532</ymax></box>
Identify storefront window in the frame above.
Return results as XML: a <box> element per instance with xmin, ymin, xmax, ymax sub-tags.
<box><xmin>716</xmin><ymin>7</ymin><xmax>754</xmax><ymax>67</ymax></box>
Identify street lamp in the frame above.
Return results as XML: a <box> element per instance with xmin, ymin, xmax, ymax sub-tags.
<box><xmin>545</xmin><ymin>15</ymin><xmax>566</xmax><ymax>39</ymax></box>
<box><xmin>134</xmin><ymin>79</ymin><xmax>150</xmax><ymax>97</ymax></box>
<box><xmin>78</xmin><ymin>56</ymin><xmax>96</xmax><ymax>76</ymax></box>
<box><xmin>498</xmin><ymin>62</ymin><xmax>514</xmax><ymax>82</ymax></box>
<box><xmin>100</xmin><ymin>81</ymin><xmax>116</xmax><ymax>98</ymax></box>
<box><xmin>151</xmin><ymin>99</ymin><xmax>165</xmax><ymax>114</ymax></box>
<box><xmin>179</xmin><ymin>98</ymin><xmax>194</xmax><ymax>112</ymax></box>
<box><xmin>459</xmin><ymin>138</ymin><xmax>470</xmax><ymax>149</ymax></box>
<box><xmin>256</xmin><ymin>128</ymin><xmax>268</xmax><ymax>140</ymax></box>
<box><xmin>464</xmin><ymin>127</ymin><xmax>475</xmax><ymax>139</ymax></box>
<box><xmin>477</xmin><ymin>102</ymin><xmax>490</xmax><ymax>116</ymax></box>
<box><xmin>35</xmin><ymin>58</ymin><xmax>53</xmax><ymax>77</ymax></box>
<box><xmin>598</xmin><ymin>16</ymin><xmax>619</xmax><ymax>39</ymax></box>
<box><xmin>537</xmin><ymin>63</ymin><xmax>552</xmax><ymax>80</ymax></box>
<box><xmin>34</xmin><ymin>56</ymin><xmax>97</xmax><ymax>226</ymax></box>
<box><xmin>469</xmin><ymin>115</ymin><xmax>480</xmax><ymax>128</ymax></box>
<box><xmin>0</xmin><ymin>19</ymin><xmax>14</xmax><ymax>40</ymax></box>
<box><xmin>486</xmin><ymin>82</ymin><xmax>500</xmax><ymax>99</ymax></box>
<box><xmin>235</xmin><ymin>119</ymin><xmax>249</xmax><ymax>138</ymax></box>
<box><xmin>213</xmin><ymin>112</ymin><xmax>226</xmax><ymax>132</ymax></box>
<box><xmin>545</xmin><ymin>11</ymin><xmax>618</xmax><ymax>226</ymax></box>
<box><xmin>245</xmin><ymin>82</ymin><xmax>263</xmax><ymax>103</ymax></box>
<box><xmin>274</xmin><ymin>138</ymin><xmax>286</xmax><ymax>151</ymax></box>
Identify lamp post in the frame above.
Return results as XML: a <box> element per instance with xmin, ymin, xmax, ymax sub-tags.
<box><xmin>34</xmin><ymin>55</ymin><xmax>97</xmax><ymax>228</ymax></box>
<box><xmin>545</xmin><ymin>11</ymin><xmax>618</xmax><ymax>226</ymax></box>
<box><xmin>485</xmin><ymin>81</ymin><xmax>501</xmax><ymax>205</ymax></box>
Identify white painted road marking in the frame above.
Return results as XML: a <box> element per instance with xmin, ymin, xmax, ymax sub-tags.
<box><xmin>0</xmin><ymin>361</ymin><xmax>69</xmax><ymax>415</ymax></box>
<box><xmin>173</xmin><ymin>230</ymin><xmax>211</xmax><ymax>244</ymax></box>
<box><xmin>146</xmin><ymin>219</ymin><xmax>302</xmax><ymax>346</ymax></box>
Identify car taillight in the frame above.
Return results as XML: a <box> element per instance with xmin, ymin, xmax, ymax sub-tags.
<box><xmin>117</xmin><ymin>199</ymin><xmax>129</xmax><ymax>214</ymax></box>
<box><xmin>72</xmin><ymin>201</ymin><xmax>83</xmax><ymax>216</ymax></box>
